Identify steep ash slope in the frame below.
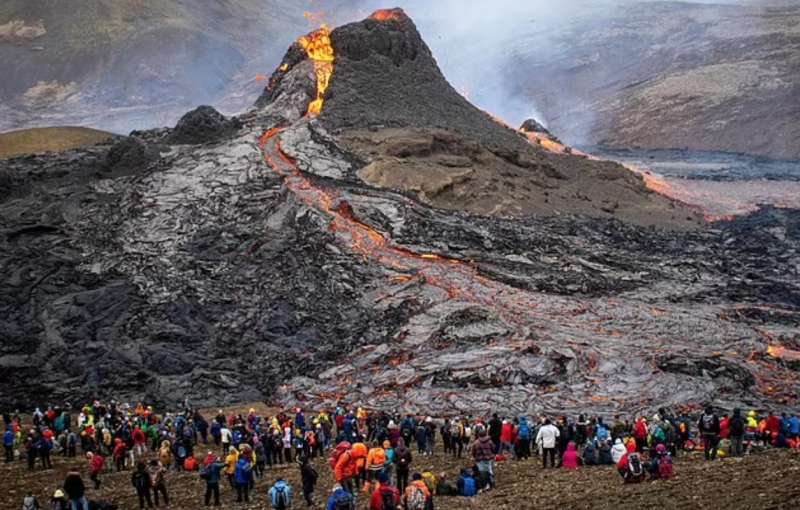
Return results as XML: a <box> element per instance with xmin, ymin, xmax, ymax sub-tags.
<box><xmin>314</xmin><ymin>10</ymin><xmax>701</xmax><ymax>228</ymax></box>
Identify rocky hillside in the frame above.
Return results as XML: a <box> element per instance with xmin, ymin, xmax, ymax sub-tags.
<box><xmin>1</xmin><ymin>10</ymin><xmax>798</xmax><ymax>417</ymax></box>
<box><xmin>505</xmin><ymin>1</ymin><xmax>800</xmax><ymax>159</ymax></box>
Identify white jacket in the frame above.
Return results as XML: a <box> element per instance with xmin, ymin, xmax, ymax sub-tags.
<box><xmin>611</xmin><ymin>441</ymin><xmax>627</xmax><ymax>464</ymax></box>
<box><xmin>535</xmin><ymin>424</ymin><xmax>560</xmax><ymax>449</ymax></box>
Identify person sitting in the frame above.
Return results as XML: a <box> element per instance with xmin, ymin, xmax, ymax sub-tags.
<box><xmin>562</xmin><ymin>442</ymin><xmax>579</xmax><ymax>470</ymax></box>
<box><xmin>597</xmin><ymin>441</ymin><xmax>613</xmax><ymax>465</ymax></box>
<box><xmin>611</xmin><ymin>438</ymin><xmax>627</xmax><ymax>464</ymax></box>
<box><xmin>268</xmin><ymin>478</ymin><xmax>293</xmax><ymax>510</ymax></box>
<box><xmin>435</xmin><ymin>472</ymin><xmax>458</xmax><ymax>497</ymax></box>
<box><xmin>650</xmin><ymin>444</ymin><xmax>673</xmax><ymax>480</ymax></box>
<box><xmin>457</xmin><ymin>468</ymin><xmax>477</xmax><ymax>496</ymax></box>
<box><xmin>325</xmin><ymin>484</ymin><xmax>354</xmax><ymax>510</ymax></box>
<box><xmin>617</xmin><ymin>449</ymin><xmax>646</xmax><ymax>484</ymax></box>
<box><xmin>581</xmin><ymin>441</ymin><xmax>597</xmax><ymax>466</ymax></box>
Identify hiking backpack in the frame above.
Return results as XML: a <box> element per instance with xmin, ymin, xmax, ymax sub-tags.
<box><xmin>333</xmin><ymin>491</ymin><xmax>355</xmax><ymax>510</ymax></box>
<box><xmin>273</xmin><ymin>486</ymin><xmax>288</xmax><ymax>510</ymax></box>
<box><xmin>657</xmin><ymin>455</ymin><xmax>673</xmax><ymax>479</ymax></box>
<box><xmin>518</xmin><ymin>422</ymin><xmax>530</xmax><ymax>439</ymax></box>
<box><xmin>407</xmin><ymin>486</ymin><xmax>426</xmax><ymax>510</ymax></box>
<box><xmin>460</xmin><ymin>476</ymin><xmax>477</xmax><ymax>497</ymax></box>
<box><xmin>380</xmin><ymin>487</ymin><xmax>396</xmax><ymax>510</ymax></box>
<box><xmin>627</xmin><ymin>453</ymin><xmax>645</xmax><ymax>480</ymax></box>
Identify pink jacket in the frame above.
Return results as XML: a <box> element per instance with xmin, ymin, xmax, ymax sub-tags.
<box><xmin>562</xmin><ymin>442</ymin><xmax>579</xmax><ymax>470</ymax></box>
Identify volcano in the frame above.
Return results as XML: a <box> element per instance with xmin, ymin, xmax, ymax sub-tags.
<box><xmin>1</xmin><ymin>9</ymin><xmax>798</xmax><ymax>416</ymax></box>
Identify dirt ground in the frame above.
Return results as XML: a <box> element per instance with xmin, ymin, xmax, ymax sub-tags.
<box><xmin>3</xmin><ymin>406</ymin><xmax>799</xmax><ymax>510</ymax></box>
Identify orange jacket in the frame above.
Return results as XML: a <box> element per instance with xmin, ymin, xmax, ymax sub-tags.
<box><xmin>334</xmin><ymin>451</ymin><xmax>356</xmax><ymax>482</ymax></box>
<box><xmin>366</xmin><ymin>447</ymin><xmax>386</xmax><ymax>470</ymax></box>
<box><xmin>351</xmin><ymin>442</ymin><xmax>368</xmax><ymax>471</ymax></box>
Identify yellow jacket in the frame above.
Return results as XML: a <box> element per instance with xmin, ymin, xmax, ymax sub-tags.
<box><xmin>225</xmin><ymin>451</ymin><xmax>239</xmax><ymax>475</ymax></box>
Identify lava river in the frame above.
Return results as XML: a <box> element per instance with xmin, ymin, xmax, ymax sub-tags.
<box><xmin>257</xmin><ymin>123</ymin><xmax>799</xmax><ymax>416</ymax></box>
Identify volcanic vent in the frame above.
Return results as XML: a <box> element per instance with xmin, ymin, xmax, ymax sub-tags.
<box><xmin>260</xmin><ymin>8</ymin><xmax>702</xmax><ymax>227</ymax></box>
<box><xmin>1</xmin><ymin>9</ymin><xmax>798</xmax><ymax>416</ymax></box>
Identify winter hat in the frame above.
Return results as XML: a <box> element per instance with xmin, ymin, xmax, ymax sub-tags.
<box><xmin>53</xmin><ymin>490</ymin><xmax>65</xmax><ymax>499</ymax></box>
<box><xmin>615</xmin><ymin>438</ymin><xmax>622</xmax><ymax>445</ymax></box>
<box><xmin>655</xmin><ymin>444</ymin><xmax>667</xmax><ymax>454</ymax></box>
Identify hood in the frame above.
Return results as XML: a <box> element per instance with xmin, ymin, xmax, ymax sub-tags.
<box><xmin>615</xmin><ymin>438</ymin><xmax>622</xmax><ymax>445</ymax></box>
<box><xmin>566</xmin><ymin>442</ymin><xmax>576</xmax><ymax>452</ymax></box>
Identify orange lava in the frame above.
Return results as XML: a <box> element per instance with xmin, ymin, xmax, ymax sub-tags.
<box><xmin>768</xmin><ymin>345</ymin><xmax>800</xmax><ymax>362</ymax></box>
<box><xmin>370</xmin><ymin>8</ymin><xmax>407</xmax><ymax>22</ymax></box>
<box><xmin>298</xmin><ymin>26</ymin><xmax>334</xmax><ymax>117</ymax></box>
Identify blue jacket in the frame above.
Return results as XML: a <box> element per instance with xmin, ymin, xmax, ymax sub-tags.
<box><xmin>789</xmin><ymin>416</ymin><xmax>800</xmax><ymax>435</ymax></box>
<box><xmin>326</xmin><ymin>488</ymin><xmax>351</xmax><ymax>510</ymax></box>
<box><xmin>204</xmin><ymin>462</ymin><xmax>224</xmax><ymax>485</ymax></box>
<box><xmin>269</xmin><ymin>480</ymin><xmax>293</xmax><ymax>508</ymax></box>
<box><xmin>234</xmin><ymin>458</ymin><xmax>252</xmax><ymax>486</ymax></box>
<box><xmin>3</xmin><ymin>430</ymin><xmax>14</xmax><ymax>447</ymax></box>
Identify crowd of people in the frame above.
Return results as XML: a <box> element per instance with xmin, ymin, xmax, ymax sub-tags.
<box><xmin>5</xmin><ymin>402</ymin><xmax>800</xmax><ymax>509</ymax></box>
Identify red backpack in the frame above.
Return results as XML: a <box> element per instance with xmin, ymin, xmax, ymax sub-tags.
<box><xmin>657</xmin><ymin>455</ymin><xmax>673</xmax><ymax>479</ymax></box>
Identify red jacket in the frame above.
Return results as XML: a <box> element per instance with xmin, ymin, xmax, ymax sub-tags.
<box><xmin>500</xmin><ymin>422</ymin><xmax>513</xmax><ymax>443</ymax></box>
<box><xmin>719</xmin><ymin>418</ymin><xmax>730</xmax><ymax>439</ymax></box>
<box><xmin>112</xmin><ymin>440</ymin><xmax>126</xmax><ymax>460</ymax></box>
<box><xmin>89</xmin><ymin>455</ymin><xmax>105</xmax><ymax>474</ymax></box>
<box><xmin>370</xmin><ymin>483</ymin><xmax>400</xmax><ymax>510</ymax></box>
<box><xmin>634</xmin><ymin>420</ymin><xmax>647</xmax><ymax>440</ymax></box>
<box><xmin>133</xmin><ymin>428</ymin><xmax>146</xmax><ymax>445</ymax></box>
<box><xmin>767</xmin><ymin>415</ymin><xmax>781</xmax><ymax>436</ymax></box>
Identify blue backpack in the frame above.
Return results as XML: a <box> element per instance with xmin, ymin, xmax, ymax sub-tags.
<box><xmin>518</xmin><ymin>422</ymin><xmax>531</xmax><ymax>439</ymax></box>
<box><xmin>460</xmin><ymin>476</ymin><xmax>477</xmax><ymax>497</ymax></box>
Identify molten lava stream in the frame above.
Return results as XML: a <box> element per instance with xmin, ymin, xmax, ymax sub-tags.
<box><xmin>298</xmin><ymin>26</ymin><xmax>334</xmax><ymax>117</ymax></box>
<box><xmin>257</xmin><ymin>127</ymin><xmax>548</xmax><ymax>324</ymax></box>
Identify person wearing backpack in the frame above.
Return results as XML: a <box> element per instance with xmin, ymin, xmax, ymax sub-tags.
<box><xmin>370</xmin><ymin>471</ymin><xmax>400</xmax><ymax>510</ymax></box>
<box><xmin>325</xmin><ymin>484</ymin><xmax>355</xmax><ymax>510</ymax></box>
<box><xmin>470</xmin><ymin>427</ymin><xmax>495</xmax><ymax>491</ymax></box>
<box><xmin>200</xmin><ymin>454</ymin><xmax>224</xmax><ymax>507</ymax></box>
<box><xmin>269</xmin><ymin>478</ymin><xmax>293</xmax><ymax>510</ymax></box>
<box><xmin>617</xmin><ymin>448</ymin><xmax>646</xmax><ymax>484</ymax></box>
<box><xmin>649</xmin><ymin>444</ymin><xmax>673</xmax><ymax>480</ymax></box>
<box><xmin>87</xmin><ymin>452</ymin><xmax>105</xmax><ymax>490</ymax></box>
<box><xmin>457</xmin><ymin>468</ymin><xmax>477</xmax><ymax>497</ymax></box>
<box><xmin>403</xmin><ymin>473</ymin><xmax>432</xmax><ymax>510</ymax></box>
<box><xmin>148</xmin><ymin>459</ymin><xmax>168</xmax><ymax>507</ymax></box>
<box><xmin>698</xmin><ymin>407</ymin><xmax>721</xmax><ymax>461</ymax></box>
<box><xmin>234</xmin><ymin>456</ymin><xmax>253</xmax><ymax>503</ymax></box>
<box><xmin>366</xmin><ymin>441</ymin><xmax>387</xmax><ymax>489</ymax></box>
<box><xmin>729</xmin><ymin>408</ymin><xmax>746</xmax><ymax>457</ymax></box>
<box><xmin>299</xmin><ymin>455</ymin><xmax>318</xmax><ymax>507</ymax></box>
<box><xmin>132</xmin><ymin>461</ymin><xmax>154</xmax><ymax>509</ymax></box>
<box><xmin>21</xmin><ymin>491</ymin><xmax>39</xmax><ymax>510</ymax></box>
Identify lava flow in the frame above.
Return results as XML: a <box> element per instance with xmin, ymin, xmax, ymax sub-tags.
<box><xmin>298</xmin><ymin>26</ymin><xmax>334</xmax><ymax>117</ymax></box>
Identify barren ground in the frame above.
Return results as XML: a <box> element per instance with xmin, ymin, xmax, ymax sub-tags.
<box><xmin>3</xmin><ymin>406</ymin><xmax>799</xmax><ymax>510</ymax></box>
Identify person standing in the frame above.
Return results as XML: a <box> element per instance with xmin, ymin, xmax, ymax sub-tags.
<box><xmin>234</xmin><ymin>456</ymin><xmax>253</xmax><ymax>503</ymax></box>
<box><xmin>149</xmin><ymin>459</ymin><xmax>169</xmax><ymax>507</ymax></box>
<box><xmin>728</xmin><ymin>408</ymin><xmax>745</xmax><ymax>457</ymax></box>
<box><xmin>299</xmin><ymin>455</ymin><xmax>318</xmax><ymax>507</ymax></box>
<box><xmin>470</xmin><ymin>427</ymin><xmax>495</xmax><ymax>491</ymax></box>
<box><xmin>535</xmin><ymin>419</ymin><xmax>560</xmax><ymax>469</ymax></box>
<box><xmin>132</xmin><ymin>461</ymin><xmax>154</xmax><ymax>509</ymax></box>
<box><xmin>393</xmin><ymin>438</ymin><xmax>412</xmax><ymax>495</ymax></box>
<box><xmin>63</xmin><ymin>470</ymin><xmax>88</xmax><ymax>510</ymax></box>
<box><xmin>698</xmin><ymin>407</ymin><xmax>721</xmax><ymax>461</ymax></box>
<box><xmin>87</xmin><ymin>452</ymin><xmax>105</xmax><ymax>490</ymax></box>
<box><xmin>200</xmin><ymin>454</ymin><xmax>224</xmax><ymax>507</ymax></box>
